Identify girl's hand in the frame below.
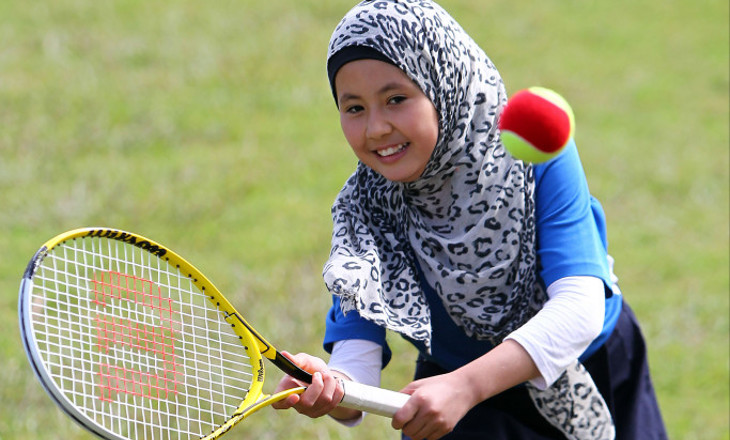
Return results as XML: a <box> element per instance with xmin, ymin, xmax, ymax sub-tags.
<box><xmin>391</xmin><ymin>371</ymin><xmax>479</xmax><ymax>440</ymax></box>
<box><xmin>271</xmin><ymin>352</ymin><xmax>352</xmax><ymax>419</ymax></box>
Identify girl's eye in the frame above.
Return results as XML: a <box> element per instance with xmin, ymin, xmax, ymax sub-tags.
<box><xmin>345</xmin><ymin>104</ymin><xmax>364</xmax><ymax>114</ymax></box>
<box><xmin>388</xmin><ymin>95</ymin><xmax>407</xmax><ymax>105</ymax></box>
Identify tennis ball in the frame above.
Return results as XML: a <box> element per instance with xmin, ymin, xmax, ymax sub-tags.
<box><xmin>498</xmin><ymin>87</ymin><xmax>575</xmax><ymax>163</ymax></box>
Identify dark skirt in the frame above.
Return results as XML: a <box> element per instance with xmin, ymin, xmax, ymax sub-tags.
<box><xmin>403</xmin><ymin>300</ymin><xmax>667</xmax><ymax>439</ymax></box>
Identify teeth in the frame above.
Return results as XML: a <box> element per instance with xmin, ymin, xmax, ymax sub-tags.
<box><xmin>377</xmin><ymin>143</ymin><xmax>408</xmax><ymax>157</ymax></box>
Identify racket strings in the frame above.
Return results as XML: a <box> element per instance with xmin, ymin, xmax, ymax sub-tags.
<box><xmin>28</xmin><ymin>237</ymin><xmax>255</xmax><ymax>439</ymax></box>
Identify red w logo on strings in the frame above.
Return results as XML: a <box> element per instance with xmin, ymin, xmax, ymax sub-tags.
<box><xmin>92</xmin><ymin>271</ymin><xmax>181</xmax><ymax>402</ymax></box>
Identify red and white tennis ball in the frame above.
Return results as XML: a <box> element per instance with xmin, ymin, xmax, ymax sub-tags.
<box><xmin>498</xmin><ymin>87</ymin><xmax>575</xmax><ymax>163</ymax></box>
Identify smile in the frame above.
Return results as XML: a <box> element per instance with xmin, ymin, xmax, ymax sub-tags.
<box><xmin>376</xmin><ymin>143</ymin><xmax>409</xmax><ymax>157</ymax></box>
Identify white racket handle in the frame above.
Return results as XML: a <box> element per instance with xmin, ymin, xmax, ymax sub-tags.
<box><xmin>338</xmin><ymin>380</ymin><xmax>410</xmax><ymax>418</ymax></box>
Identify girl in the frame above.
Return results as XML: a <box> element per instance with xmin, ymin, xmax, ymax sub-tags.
<box><xmin>273</xmin><ymin>1</ymin><xmax>667</xmax><ymax>439</ymax></box>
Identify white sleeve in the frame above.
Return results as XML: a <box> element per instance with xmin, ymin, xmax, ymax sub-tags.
<box><xmin>327</xmin><ymin>339</ymin><xmax>383</xmax><ymax>427</ymax></box>
<box><xmin>505</xmin><ymin>276</ymin><xmax>605</xmax><ymax>390</ymax></box>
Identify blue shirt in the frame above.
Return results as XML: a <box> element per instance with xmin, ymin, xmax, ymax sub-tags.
<box><xmin>324</xmin><ymin>141</ymin><xmax>622</xmax><ymax>370</ymax></box>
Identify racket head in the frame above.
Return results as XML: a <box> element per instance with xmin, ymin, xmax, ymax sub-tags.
<box><xmin>19</xmin><ymin>228</ymin><xmax>269</xmax><ymax>440</ymax></box>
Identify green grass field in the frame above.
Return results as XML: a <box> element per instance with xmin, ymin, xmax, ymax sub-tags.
<box><xmin>1</xmin><ymin>0</ymin><xmax>727</xmax><ymax>439</ymax></box>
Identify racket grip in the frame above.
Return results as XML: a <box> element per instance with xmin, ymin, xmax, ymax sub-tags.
<box><xmin>339</xmin><ymin>380</ymin><xmax>410</xmax><ymax>418</ymax></box>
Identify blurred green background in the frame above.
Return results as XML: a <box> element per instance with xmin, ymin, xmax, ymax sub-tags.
<box><xmin>1</xmin><ymin>0</ymin><xmax>727</xmax><ymax>439</ymax></box>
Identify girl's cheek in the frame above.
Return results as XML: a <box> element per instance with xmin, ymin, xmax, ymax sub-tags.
<box><xmin>340</xmin><ymin>120</ymin><xmax>362</xmax><ymax>150</ymax></box>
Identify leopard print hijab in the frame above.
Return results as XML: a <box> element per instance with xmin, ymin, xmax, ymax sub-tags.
<box><xmin>323</xmin><ymin>2</ymin><xmax>615</xmax><ymax>438</ymax></box>
<box><xmin>323</xmin><ymin>0</ymin><xmax>545</xmax><ymax>349</ymax></box>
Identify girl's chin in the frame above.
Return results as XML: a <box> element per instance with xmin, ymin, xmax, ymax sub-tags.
<box><xmin>379</xmin><ymin>167</ymin><xmax>425</xmax><ymax>183</ymax></box>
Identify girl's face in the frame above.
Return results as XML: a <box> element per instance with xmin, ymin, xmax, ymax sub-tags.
<box><xmin>335</xmin><ymin>59</ymin><xmax>439</xmax><ymax>183</ymax></box>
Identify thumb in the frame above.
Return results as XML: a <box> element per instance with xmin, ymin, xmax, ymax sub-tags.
<box><xmin>280</xmin><ymin>351</ymin><xmax>313</xmax><ymax>373</ymax></box>
<box><xmin>399</xmin><ymin>380</ymin><xmax>422</xmax><ymax>395</ymax></box>
<box><xmin>281</xmin><ymin>351</ymin><xmax>328</xmax><ymax>375</ymax></box>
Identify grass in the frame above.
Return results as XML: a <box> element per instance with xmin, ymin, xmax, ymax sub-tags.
<box><xmin>1</xmin><ymin>0</ymin><xmax>728</xmax><ymax>439</ymax></box>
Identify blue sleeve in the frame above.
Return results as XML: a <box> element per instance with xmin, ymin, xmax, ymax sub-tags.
<box><xmin>534</xmin><ymin>140</ymin><xmax>612</xmax><ymax>292</ymax></box>
<box><xmin>535</xmin><ymin>142</ymin><xmax>623</xmax><ymax>360</ymax></box>
<box><xmin>323</xmin><ymin>295</ymin><xmax>392</xmax><ymax>368</ymax></box>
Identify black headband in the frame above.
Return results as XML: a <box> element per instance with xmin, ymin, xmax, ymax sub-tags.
<box><xmin>327</xmin><ymin>45</ymin><xmax>396</xmax><ymax>106</ymax></box>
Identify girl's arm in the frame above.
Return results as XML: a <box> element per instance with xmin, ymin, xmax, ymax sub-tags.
<box><xmin>326</xmin><ymin>339</ymin><xmax>384</xmax><ymax>425</ymax></box>
<box><xmin>505</xmin><ymin>275</ymin><xmax>605</xmax><ymax>388</ymax></box>
<box><xmin>392</xmin><ymin>275</ymin><xmax>605</xmax><ymax>440</ymax></box>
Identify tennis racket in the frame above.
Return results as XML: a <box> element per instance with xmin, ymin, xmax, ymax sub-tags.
<box><xmin>19</xmin><ymin>227</ymin><xmax>410</xmax><ymax>440</ymax></box>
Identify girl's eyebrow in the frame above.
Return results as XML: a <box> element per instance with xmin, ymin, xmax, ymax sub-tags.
<box><xmin>377</xmin><ymin>82</ymin><xmax>406</xmax><ymax>95</ymax></box>
<box><xmin>338</xmin><ymin>92</ymin><xmax>359</xmax><ymax>104</ymax></box>
<box><xmin>338</xmin><ymin>82</ymin><xmax>408</xmax><ymax>105</ymax></box>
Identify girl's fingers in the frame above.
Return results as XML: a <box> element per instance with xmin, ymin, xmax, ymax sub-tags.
<box><xmin>297</xmin><ymin>371</ymin><xmax>344</xmax><ymax>418</ymax></box>
<box><xmin>391</xmin><ymin>397</ymin><xmax>418</xmax><ymax>430</ymax></box>
<box><xmin>272</xmin><ymin>393</ymin><xmax>300</xmax><ymax>410</ymax></box>
<box><xmin>271</xmin><ymin>354</ymin><xmax>345</xmax><ymax>419</ymax></box>
<box><xmin>298</xmin><ymin>372</ymin><xmax>324</xmax><ymax>407</ymax></box>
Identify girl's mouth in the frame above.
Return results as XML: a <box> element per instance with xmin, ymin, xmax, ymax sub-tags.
<box><xmin>376</xmin><ymin>143</ymin><xmax>409</xmax><ymax>157</ymax></box>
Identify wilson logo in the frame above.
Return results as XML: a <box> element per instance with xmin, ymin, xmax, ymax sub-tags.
<box><xmin>85</xmin><ymin>229</ymin><xmax>167</xmax><ymax>257</ymax></box>
<box><xmin>258</xmin><ymin>359</ymin><xmax>265</xmax><ymax>382</ymax></box>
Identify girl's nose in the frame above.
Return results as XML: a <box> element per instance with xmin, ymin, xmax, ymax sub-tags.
<box><xmin>366</xmin><ymin>108</ymin><xmax>392</xmax><ymax>140</ymax></box>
